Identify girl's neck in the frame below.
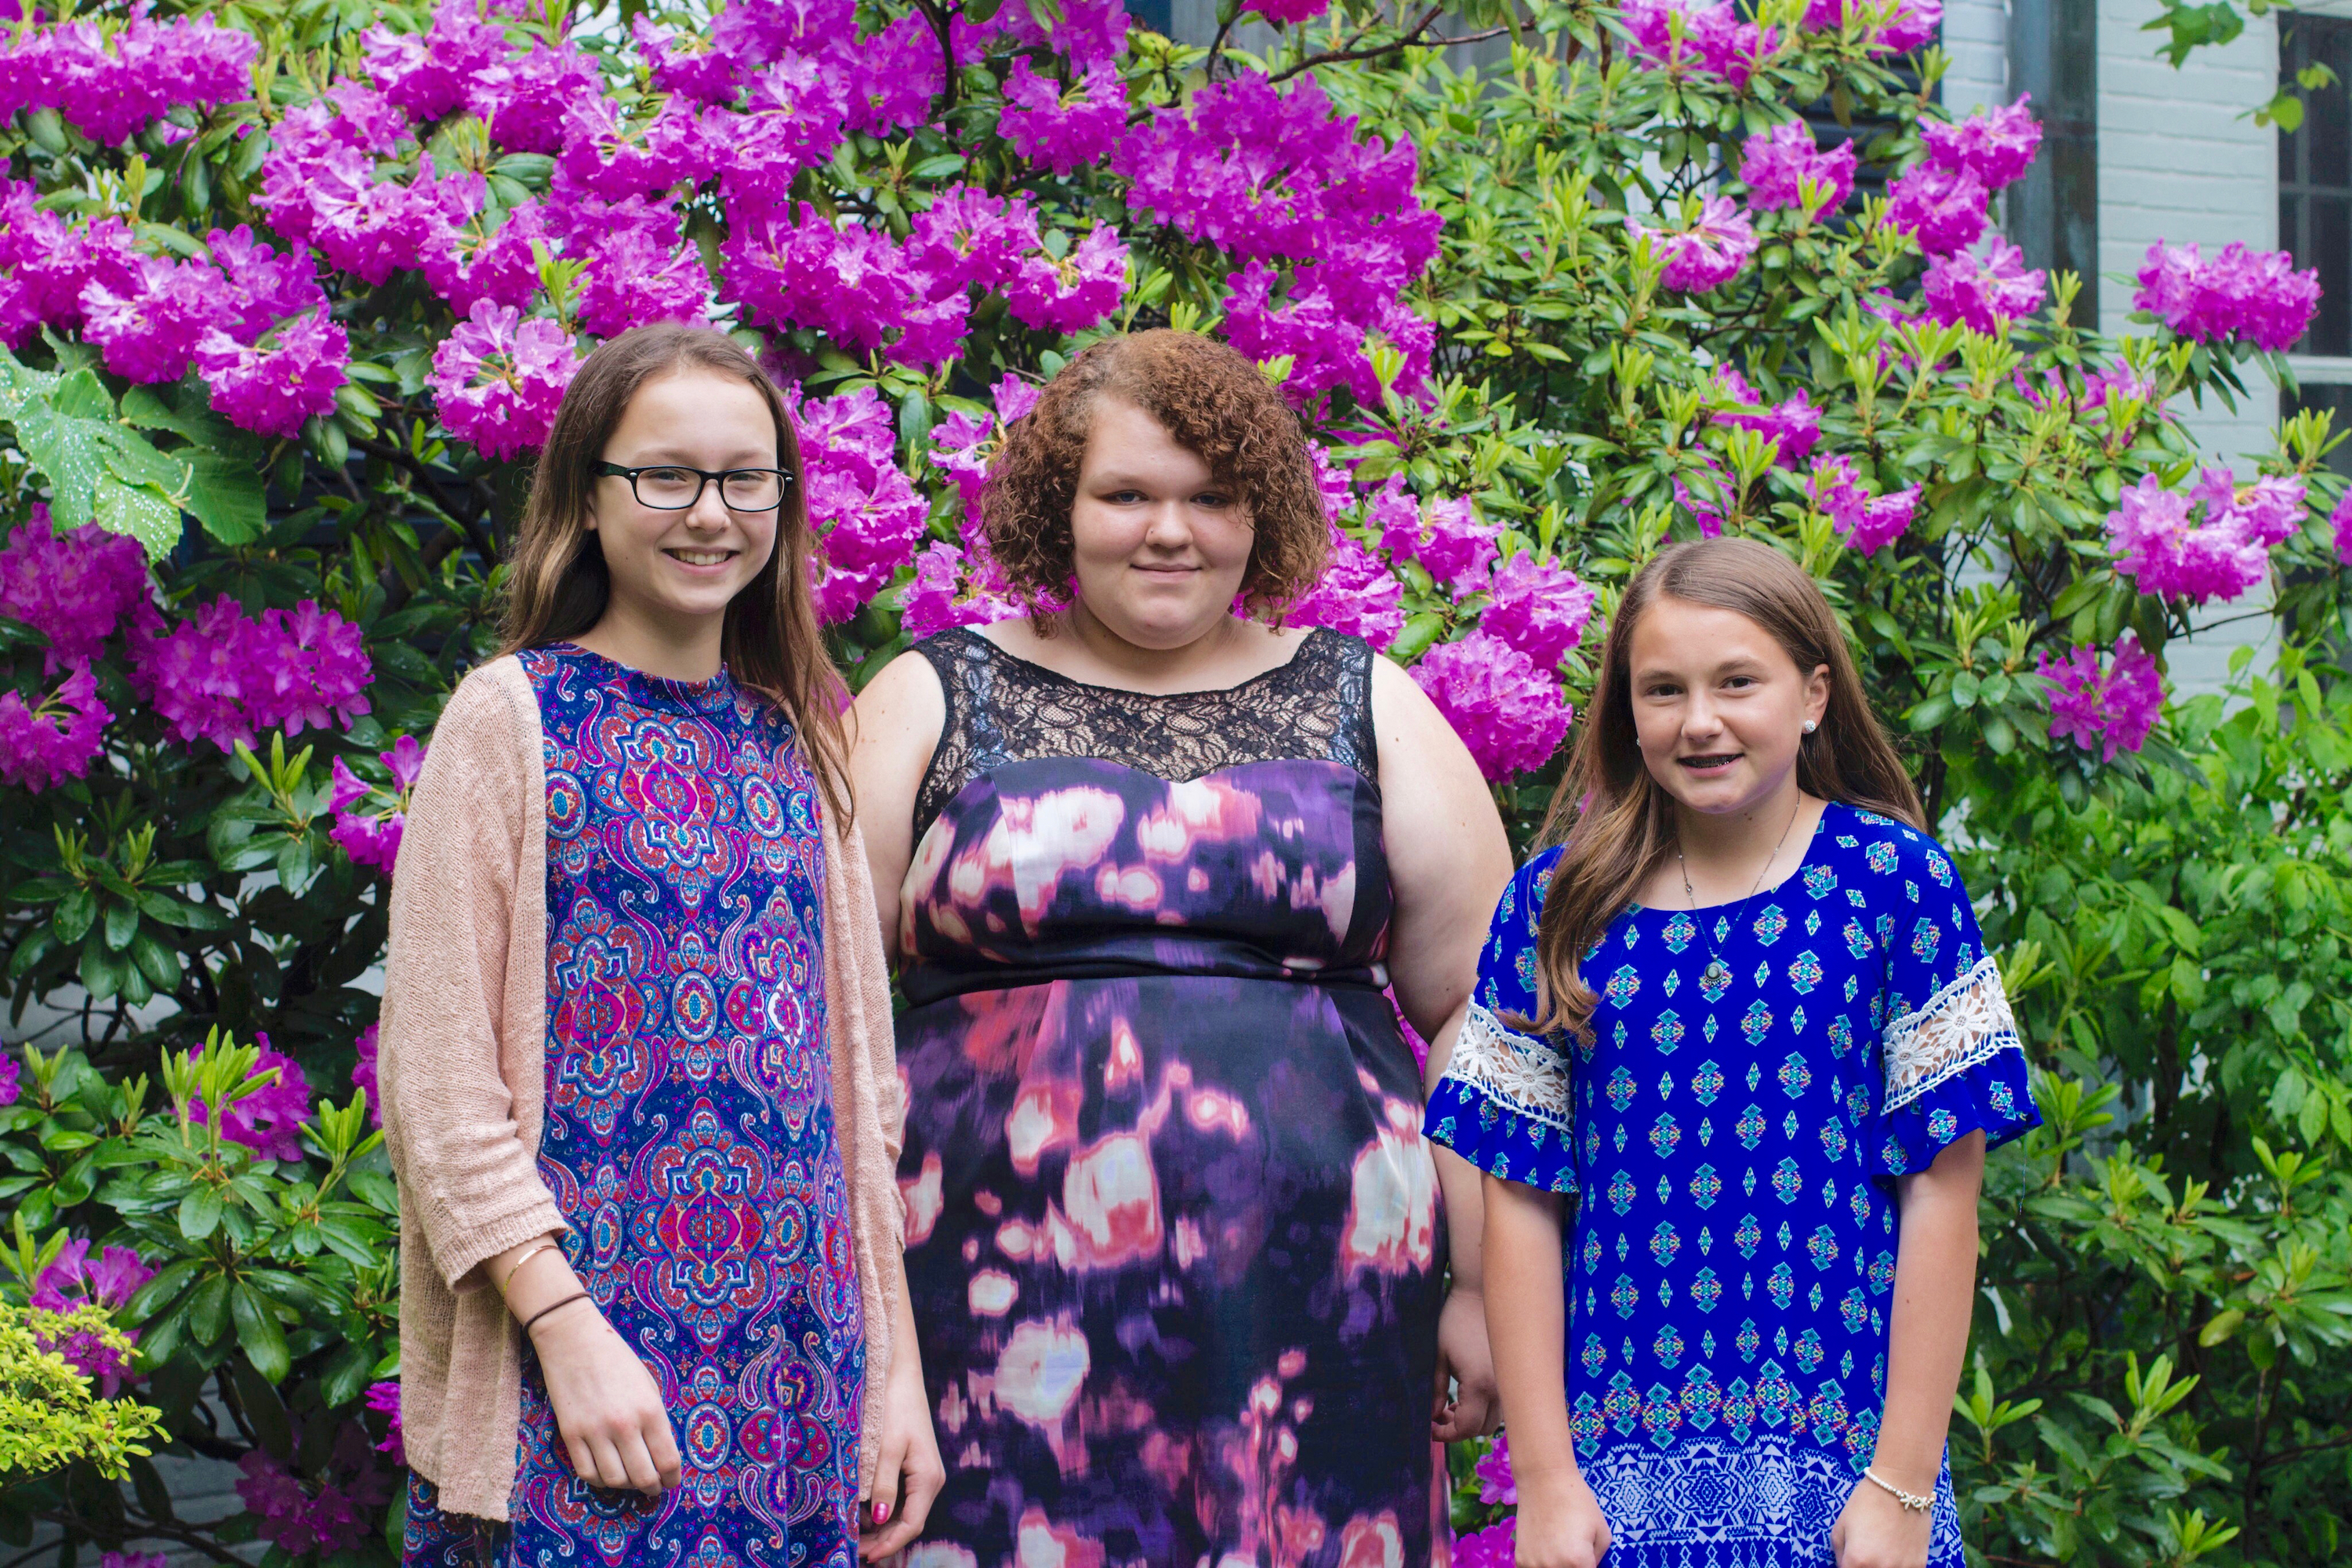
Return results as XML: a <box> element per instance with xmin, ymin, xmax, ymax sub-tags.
<box><xmin>572</xmin><ymin>603</ymin><xmax>726</xmax><ymax>683</ymax></box>
<box><xmin>995</xmin><ymin>605</ymin><xmax>1290</xmax><ymax>695</ymax></box>
<box><xmin>1667</xmin><ymin>778</ymin><xmax>1824</xmax><ymax>905</ymax></box>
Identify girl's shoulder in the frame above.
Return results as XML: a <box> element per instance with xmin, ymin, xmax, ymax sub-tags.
<box><xmin>1473</xmin><ymin>845</ymin><xmax>1565</xmax><ymax>1018</ymax></box>
<box><xmin>1815</xmin><ymin>801</ymin><xmax>1965</xmax><ymax>896</ymax></box>
<box><xmin>422</xmin><ymin>656</ymin><xmax>540</xmax><ymax>777</ymax></box>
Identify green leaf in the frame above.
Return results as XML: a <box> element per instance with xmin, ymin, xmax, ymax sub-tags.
<box><xmin>93</xmin><ymin>472</ymin><xmax>186</xmax><ymax>561</ymax></box>
<box><xmin>53</xmin><ymin>886</ymin><xmax>96</xmax><ymax>946</ymax></box>
<box><xmin>180</xmin><ymin>1184</ymin><xmax>226</xmax><ymax>1242</ymax></box>
<box><xmin>188</xmin><ymin>1270</ymin><xmax>232</xmax><ymax>1343</ymax></box>
<box><xmin>102</xmin><ymin>897</ymin><xmax>138</xmax><ymax>952</ymax></box>
<box><xmin>232</xmin><ymin>1283</ymin><xmax>292</xmax><ymax>1384</ymax></box>
<box><xmin>8</xmin><ymin>379</ymin><xmax>113</xmax><ymax>527</ymax></box>
<box><xmin>183</xmin><ymin>448</ymin><xmax>267</xmax><ymax>545</ymax></box>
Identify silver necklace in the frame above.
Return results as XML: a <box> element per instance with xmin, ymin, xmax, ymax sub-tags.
<box><xmin>1679</xmin><ymin>797</ymin><xmax>1804</xmax><ymax>995</ymax></box>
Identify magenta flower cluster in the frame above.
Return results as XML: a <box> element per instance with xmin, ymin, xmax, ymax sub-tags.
<box><xmin>0</xmin><ymin>511</ymin><xmax>154</xmax><ymax>671</ymax></box>
<box><xmin>0</xmin><ymin>10</ymin><xmax>255</xmax><ymax>144</ymax></box>
<box><xmin>2041</xmin><ymin>635</ymin><xmax>2163</xmax><ymax>761</ymax></box>
<box><xmin>235</xmin><ymin>1428</ymin><xmax>393</xmax><ymax>1559</ymax></box>
<box><xmin>0</xmin><ymin>665</ymin><xmax>109</xmax><ymax>792</ymax></box>
<box><xmin>331</xmin><ymin>735</ymin><xmax>426</xmax><ymax>876</ymax></box>
<box><xmin>1810</xmin><ymin>456</ymin><xmax>1921</xmax><ymax>555</ymax></box>
<box><xmin>1123</xmin><ymin>74</ymin><xmax>1441</xmax><ymax>407</ymax></box>
<box><xmin>133</xmin><ymin>597</ymin><xmax>372</xmax><ymax>751</ymax></box>
<box><xmin>191</xmin><ymin>1036</ymin><xmax>314</xmax><ymax>1164</ymax></box>
<box><xmin>1628</xmin><ymin>196</ymin><xmax>1759</xmax><ymax>293</ymax></box>
<box><xmin>2133</xmin><ymin>239</ymin><xmax>2322</xmax><ymax>353</ymax></box>
<box><xmin>1713</xmin><ymin>368</ymin><xmax>1821</xmax><ymax>467</ymax></box>
<box><xmin>1411</xmin><ymin>631</ymin><xmax>1574</xmax><ymax>780</ymax></box>
<box><xmin>32</xmin><ymin>1238</ymin><xmax>154</xmax><ymax>1393</ymax></box>
<box><xmin>1922</xmin><ymin>238</ymin><xmax>2047</xmax><ymax>334</ymax></box>
<box><xmin>352</xmin><ymin>1022</ymin><xmax>383</xmax><ymax>1129</ymax></box>
<box><xmin>794</xmin><ymin>384</ymin><xmax>932</xmax><ymax>623</ymax></box>
<box><xmin>365</xmin><ymin>1379</ymin><xmax>405</xmax><ymax>1465</ymax></box>
<box><xmin>2106</xmin><ymin>470</ymin><xmax>2307</xmax><ymax>604</ymax></box>
<box><xmin>1739</xmin><ymin>122</ymin><xmax>1856</xmax><ymax>220</ymax></box>
<box><xmin>1882</xmin><ymin>97</ymin><xmax>2038</xmax><ymax>259</ymax></box>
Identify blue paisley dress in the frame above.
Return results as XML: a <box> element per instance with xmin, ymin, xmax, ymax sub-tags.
<box><xmin>403</xmin><ymin>646</ymin><xmax>862</xmax><ymax>1568</ymax></box>
<box><xmin>1425</xmin><ymin>804</ymin><xmax>2038</xmax><ymax>1568</ymax></box>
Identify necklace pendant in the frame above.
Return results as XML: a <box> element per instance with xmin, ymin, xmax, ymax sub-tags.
<box><xmin>1701</xmin><ymin>958</ymin><xmax>1733</xmax><ymax>991</ymax></box>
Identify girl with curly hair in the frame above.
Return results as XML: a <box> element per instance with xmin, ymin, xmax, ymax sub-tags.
<box><xmin>849</xmin><ymin>329</ymin><xmax>1509</xmax><ymax>1564</ymax></box>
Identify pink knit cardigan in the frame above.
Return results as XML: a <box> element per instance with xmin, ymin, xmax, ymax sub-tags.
<box><xmin>376</xmin><ymin>655</ymin><xmax>905</xmax><ymax>1521</ymax></box>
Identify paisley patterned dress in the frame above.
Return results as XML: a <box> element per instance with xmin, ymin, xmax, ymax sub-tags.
<box><xmin>1425</xmin><ymin>804</ymin><xmax>2039</xmax><ymax>1568</ymax></box>
<box><xmin>403</xmin><ymin>645</ymin><xmax>863</xmax><ymax>1568</ymax></box>
<box><xmin>895</xmin><ymin>627</ymin><xmax>1446</xmax><ymax>1568</ymax></box>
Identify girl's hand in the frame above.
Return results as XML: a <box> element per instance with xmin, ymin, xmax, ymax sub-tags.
<box><xmin>858</xmin><ymin>1339</ymin><xmax>946</xmax><ymax>1560</ymax></box>
<box><xmin>1830</xmin><ymin>1476</ymin><xmax>1933</xmax><ymax>1568</ymax></box>
<box><xmin>530</xmin><ymin>1301</ymin><xmax>682</xmax><ymax>1496</ymax></box>
<box><xmin>1512</xmin><ymin>1468</ymin><xmax>1613</xmax><ymax>1568</ymax></box>
<box><xmin>1432</xmin><ymin>1284</ymin><xmax>1499</xmax><ymax>1441</ymax></box>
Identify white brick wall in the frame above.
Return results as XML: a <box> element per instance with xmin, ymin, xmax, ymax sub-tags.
<box><xmin>1941</xmin><ymin>0</ymin><xmax>2010</xmax><ymax>117</ymax></box>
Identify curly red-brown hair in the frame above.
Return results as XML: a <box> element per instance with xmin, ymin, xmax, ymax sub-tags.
<box><xmin>982</xmin><ymin>330</ymin><xmax>1328</xmax><ymax>627</ymax></box>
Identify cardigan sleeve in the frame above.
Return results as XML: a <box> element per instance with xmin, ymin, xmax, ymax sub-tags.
<box><xmin>379</xmin><ymin>666</ymin><xmax>568</xmax><ymax>1294</ymax></box>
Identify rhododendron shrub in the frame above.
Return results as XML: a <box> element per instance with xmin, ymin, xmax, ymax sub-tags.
<box><xmin>2</xmin><ymin>0</ymin><xmax>2349</xmax><ymax>1559</ymax></box>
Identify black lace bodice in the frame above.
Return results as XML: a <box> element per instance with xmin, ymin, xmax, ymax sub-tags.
<box><xmin>909</xmin><ymin>626</ymin><xmax>1379</xmax><ymax>838</ymax></box>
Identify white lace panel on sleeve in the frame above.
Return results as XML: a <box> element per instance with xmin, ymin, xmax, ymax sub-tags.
<box><xmin>1447</xmin><ymin>1001</ymin><xmax>1573</xmax><ymax>1134</ymax></box>
<box><xmin>1882</xmin><ymin>953</ymin><xmax>2021</xmax><ymax>1115</ymax></box>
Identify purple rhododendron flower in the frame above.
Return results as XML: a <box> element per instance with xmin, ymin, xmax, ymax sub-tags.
<box><xmin>100</xmin><ymin>1553</ymin><xmax>168</xmax><ymax>1568</ymax></box>
<box><xmin>2</xmin><ymin>13</ymin><xmax>257</xmax><ymax>145</ymax></box>
<box><xmin>1453</xmin><ymin>1522</ymin><xmax>1516</xmax><ymax>1568</ymax></box>
<box><xmin>1483</xmin><ymin>551</ymin><xmax>1598</xmax><ymax>670</ymax></box>
<box><xmin>352</xmin><ymin>1022</ymin><xmax>382</xmax><ymax>1128</ymax></box>
<box><xmin>1373</xmin><ymin>478</ymin><xmax>1499</xmax><ymax>593</ymax></box>
<box><xmin>0</xmin><ymin>183</ymin><xmax>139</xmax><ymax>345</ymax></box>
<box><xmin>2133</xmin><ymin>240</ymin><xmax>2321</xmax><ymax>353</ymax></box>
<box><xmin>235</xmin><ymin>1428</ymin><xmax>393</xmax><ymax>1559</ymax></box>
<box><xmin>0</xmin><ymin>1052</ymin><xmax>18</xmax><ymax>1108</ymax></box>
<box><xmin>1713</xmin><ymin>368</ymin><xmax>1821</xmax><ymax>466</ymax></box>
<box><xmin>1922</xmin><ymin>239</ymin><xmax>2047</xmax><ymax>333</ymax></box>
<box><xmin>2106</xmin><ymin>471</ymin><xmax>2288</xmax><ymax>604</ymax></box>
<box><xmin>791</xmin><ymin>383</ymin><xmax>932</xmax><ymax>622</ymax></box>
<box><xmin>833</xmin><ymin>15</ymin><xmax>945</xmax><ymax>137</ymax></box>
<box><xmin>1410</xmin><ymin>631</ymin><xmax>1573</xmax><ymax>780</ymax></box>
<box><xmin>2041</xmin><ymin>635</ymin><xmax>2162</xmax><ymax>761</ymax></box>
<box><xmin>708</xmin><ymin>60</ymin><xmax>852</xmax><ymax>222</ymax></box>
<box><xmin>1921</xmin><ymin>96</ymin><xmax>2041</xmax><ymax>191</ymax></box>
<box><xmin>1628</xmin><ymin>196</ymin><xmax>1758</xmax><ymax>292</ymax></box>
<box><xmin>0</xmin><ymin>514</ymin><xmax>154</xmax><ymax>673</ymax></box>
<box><xmin>1802</xmin><ymin>0</ymin><xmax>1940</xmax><ymax>52</ymax></box>
<box><xmin>330</xmin><ymin>735</ymin><xmax>426</xmax><ymax>876</ymax></box>
<box><xmin>133</xmin><ymin>595</ymin><xmax>372</xmax><ymax>750</ymax></box>
<box><xmin>80</xmin><ymin>254</ymin><xmax>220</xmax><ymax>384</ymax></box>
<box><xmin>365</xmin><ymin>1379</ymin><xmax>404</xmax><ymax>1465</ymax></box>
<box><xmin>1882</xmin><ymin>162</ymin><xmax>1988</xmax><ymax>256</ymax></box>
<box><xmin>2332</xmin><ymin>489</ymin><xmax>2352</xmax><ymax>567</ymax></box>
<box><xmin>1006</xmin><ymin>226</ymin><xmax>1129</xmax><ymax>335</ymax></box>
<box><xmin>1739</xmin><ymin>121</ymin><xmax>1856</xmax><ymax>218</ymax></box>
<box><xmin>0</xmin><ymin>664</ymin><xmax>109</xmax><ymax>792</ymax></box>
<box><xmin>1287</xmin><ymin>528</ymin><xmax>1407</xmax><ymax>649</ymax></box>
<box><xmin>194</xmin><ymin>310</ymin><xmax>353</xmax><ymax>440</ymax></box>
<box><xmin>31</xmin><ymin>1237</ymin><xmax>151</xmax><ymax>1392</ymax></box>
<box><xmin>1000</xmin><ymin>57</ymin><xmax>1127</xmax><ymax>175</ymax></box>
<box><xmin>1475</xmin><ymin>1432</ymin><xmax>1518</xmax><ymax>1504</ymax></box>
<box><xmin>1622</xmin><ymin>0</ymin><xmax>1780</xmax><ymax>85</ymax></box>
<box><xmin>429</xmin><ymin>302</ymin><xmax>582</xmax><ymax>460</ymax></box>
<box><xmin>898</xmin><ymin>542</ymin><xmax>1022</xmax><ymax>638</ymax></box>
<box><xmin>363</xmin><ymin>0</ymin><xmax>508</xmax><ymax>122</ymax></box>
<box><xmin>470</xmin><ymin>38</ymin><xmax>603</xmax><ymax>156</ymax></box>
<box><xmin>191</xmin><ymin>1036</ymin><xmax>313</xmax><ymax>1164</ymax></box>
<box><xmin>1249</xmin><ymin>0</ymin><xmax>1335</xmax><ymax>21</ymax></box>
<box><xmin>1810</xmin><ymin>456</ymin><xmax>1919</xmax><ymax>555</ymax></box>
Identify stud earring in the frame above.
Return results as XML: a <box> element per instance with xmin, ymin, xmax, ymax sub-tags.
<box><xmin>1802</xmin><ymin>720</ymin><xmax>1817</xmax><ymax>734</ymax></box>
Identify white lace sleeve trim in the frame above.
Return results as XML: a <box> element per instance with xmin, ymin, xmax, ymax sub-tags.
<box><xmin>1443</xmin><ymin>1001</ymin><xmax>1573</xmax><ymax>1134</ymax></box>
<box><xmin>1882</xmin><ymin>953</ymin><xmax>2022</xmax><ymax>1115</ymax></box>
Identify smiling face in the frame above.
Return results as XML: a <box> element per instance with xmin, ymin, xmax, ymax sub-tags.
<box><xmin>586</xmin><ymin>367</ymin><xmax>782</xmax><ymax>645</ymax></box>
<box><xmin>1065</xmin><ymin>396</ymin><xmax>1256</xmax><ymax>651</ymax></box>
<box><xmin>1626</xmin><ymin>593</ymin><xmax>1830</xmax><ymax>819</ymax></box>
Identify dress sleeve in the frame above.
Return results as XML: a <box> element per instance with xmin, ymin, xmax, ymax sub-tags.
<box><xmin>1422</xmin><ymin>851</ymin><xmax>1578</xmax><ymax>1194</ymax></box>
<box><xmin>1866</xmin><ymin>830</ymin><xmax>2040</xmax><ymax>1177</ymax></box>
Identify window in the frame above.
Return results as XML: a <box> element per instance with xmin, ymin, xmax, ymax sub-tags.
<box><xmin>2280</xmin><ymin>16</ymin><xmax>2352</xmax><ymax>355</ymax></box>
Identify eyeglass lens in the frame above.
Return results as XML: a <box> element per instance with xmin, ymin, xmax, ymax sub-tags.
<box><xmin>632</xmin><ymin>467</ymin><xmax>786</xmax><ymax>510</ymax></box>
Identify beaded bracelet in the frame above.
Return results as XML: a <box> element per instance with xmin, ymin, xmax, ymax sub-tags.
<box><xmin>1861</xmin><ymin>1468</ymin><xmax>1934</xmax><ymax>1513</ymax></box>
<box><xmin>520</xmin><ymin>1292</ymin><xmax>592</xmax><ymax>1336</ymax></box>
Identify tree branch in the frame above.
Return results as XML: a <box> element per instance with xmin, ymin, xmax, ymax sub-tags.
<box><xmin>1269</xmin><ymin>2</ymin><xmax>1452</xmax><ymax>82</ymax></box>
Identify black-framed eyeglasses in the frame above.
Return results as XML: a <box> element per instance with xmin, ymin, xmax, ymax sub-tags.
<box><xmin>595</xmin><ymin>462</ymin><xmax>794</xmax><ymax>512</ymax></box>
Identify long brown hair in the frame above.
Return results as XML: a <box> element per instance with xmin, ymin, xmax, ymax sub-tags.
<box><xmin>1531</xmin><ymin>537</ymin><xmax>1920</xmax><ymax>1038</ymax></box>
<box><xmin>497</xmin><ymin>323</ymin><xmax>852</xmax><ymax>828</ymax></box>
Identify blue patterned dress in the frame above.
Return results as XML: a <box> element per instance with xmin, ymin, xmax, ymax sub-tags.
<box><xmin>1425</xmin><ymin>804</ymin><xmax>2038</xmax><ymax>1568</ymax></box>
<box><xmin>404</xmin><ymin>646</ymin><xmax>863</xmax><ymax>1568</ymax></box>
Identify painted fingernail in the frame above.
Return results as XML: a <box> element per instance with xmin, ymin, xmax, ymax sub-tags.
<box><xmin>877</xmin><ymin>1502</ymin><xmax>891</xmax><ymax>1523</ymax></box>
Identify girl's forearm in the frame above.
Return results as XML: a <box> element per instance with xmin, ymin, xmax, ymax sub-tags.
<box><xmin>1874</xmin><ymin>1130</ymin><xmax>1986</xmax><ymax>1493</ymax></box>
<box><xmin>1436</xmin><ymin>1147</ymin><xmax>1486</xmax><ymax>1292</ymax></box>
<box><xmin>1483</xmin><ymin>1174</ymin><xmax>1578</xmax><ymax>1484</ymax></box>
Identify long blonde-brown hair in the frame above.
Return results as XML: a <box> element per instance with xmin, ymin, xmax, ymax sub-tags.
<box><xmin>497</xmin><ymin>323</ymin><xmax>852</xmax><ymax>827</ymax></box>
<box><xmin>1532</xmin><ymin>537</ymin><xmax>1921</xmax><ymax>1038</ymax></box>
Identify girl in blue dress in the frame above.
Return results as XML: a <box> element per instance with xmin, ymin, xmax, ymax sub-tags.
<box><xmin>1426</xmin><ymin>537</ymin><xmax>2038</xmax><ymax>1568</ymax></box>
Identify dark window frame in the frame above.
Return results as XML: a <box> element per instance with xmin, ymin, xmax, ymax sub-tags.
<box><xmin>2281</xmin><ymin>16</ymin><xmax>2352</xmax><ymax>357</ymax></box>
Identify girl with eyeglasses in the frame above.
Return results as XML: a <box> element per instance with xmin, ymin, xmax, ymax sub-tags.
<box><xmin>376</xmin><ymin>324</ymin><xmax>941</xmax><ymax>1568</ymax></box>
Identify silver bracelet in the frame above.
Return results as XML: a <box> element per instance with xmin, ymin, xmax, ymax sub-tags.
<box><xmin>1861</xmin><ymin>1468</ymin><xmax>1934</xmax><ymax>1513</ymax></box>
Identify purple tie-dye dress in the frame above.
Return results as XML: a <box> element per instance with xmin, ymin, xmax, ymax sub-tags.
<box><xmin>895</xmin><ymin>628</ymin><xmax>1446</xmax><ymax>1568</ymax></box>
